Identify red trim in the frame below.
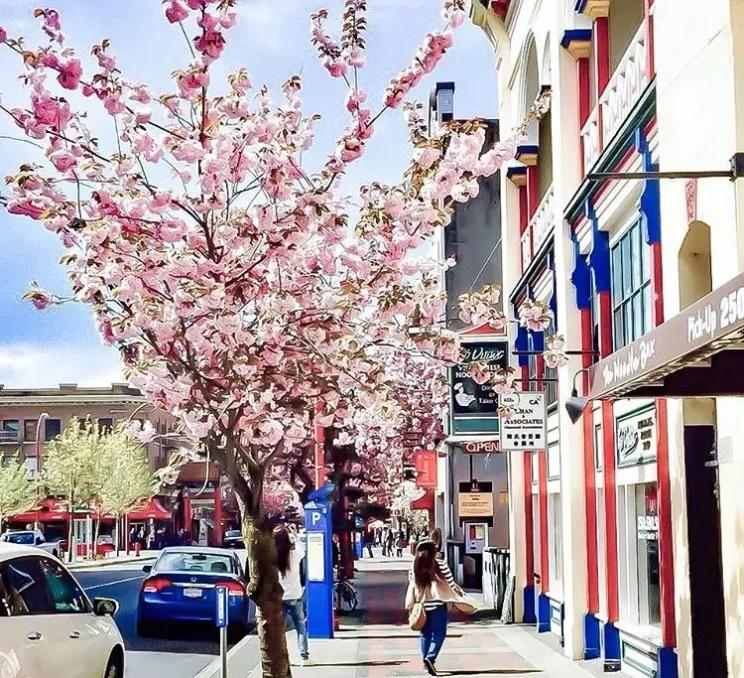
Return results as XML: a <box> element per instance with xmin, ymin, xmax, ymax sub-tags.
<box><xmin>527</xmin><ymin>166</ymin><xmax>539</xmax><ymax>220</ymax></box>
<box><xmin>521</xmin><ymin>365</ymin><xmax>530</xmax><ymax>391</ymax></box>
<box><xmin>581</xmin><ymin>309</ymin><xmax>599</xmax><ymax>612</ymax></box>
<box><xmin>538</xmin><ymin>450</ymin><xmax>549</xmax><ymax>592</ymax></box>
<box><xmin>535</xmin><ymin>354</ymin><xmax>545</xmax><ymax>392</ymax></box>
<box><xmin>314</xmin><ymin>401</ymin><xmax>325</xmax><ymax>489</ymax></box>
<box><xmin>593</xmin><ymin>17</ymin><xmax>610</xmax><ymax>96</ymax></box>
<box><xmin>651</xmin><ymin>241</ymin><xmax>664</xmax><ymax>325</ymax></box>
<box><xmin>655</xmin><ymin>399</ymin><xmax>676</xmax><ymax>646</ymax></box>
<box><xmin>519</xmin><ymin>185</ymin><xmax>528</xmax><ymax>234</ymax></box>
<box><xmin>598</xmin><ymin>291</ymin><xmax>613</xmax><ymax>357</ymax></box>
<box><xmin>577</xmin><ymin>58</ymin><xmax>591</xmax><ymax>126</ymax></box>
<box><xmin>601</xmin><ymin>400</ymin><xmax>619</xmax><ymax>620</ymax></box>
<box><xmin>644</xmin><ymin>0</ymin><xmax>655</xmax><ymax>80</ymax></box>
<box><xmin>524</xmin><ymin>452</ymin><xmax>535</xmax><ymax>585</ymax></box>
<box><xmin>213</xmin><ymin>484</ymin><xmax>223</xmax><ymax>546</ymax></box>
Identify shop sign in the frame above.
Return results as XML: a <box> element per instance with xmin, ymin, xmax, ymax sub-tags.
<box><xmin>457</xmin><ymin>439</ymin><xmax>500</xmax><ymax>454</ymax></box>
<box><xmin>616</xmin><ymin>407</ymin><xmax>656</xmax><ymax>467</ymax></box>
<box><xmin>588</xmin><ymin>269</ymin><xmax>744</xmax><ymax>398</ymax></box>
<box><xmin>499</xmin><ymin>391</ymin><xmax>547</xmax><ymax>452</ymax></box>
<box><xmin>449</xmin><ymin>341</ymin><xmax>509</xmax><ymax>435</ymax></box>
<box><xmin>637</xmin><ymin>514</ymin><xmax>659</xmax><ymax>540</ymax></box>
<box><xmin>457</xmin><ymin>491</ymin><xmax>494</xmax><ymax>518</ymax></box>
<box><xmin>413</xmin><ymin>450</ymin><xmax>437</xmax><ymax>489</ymax></box>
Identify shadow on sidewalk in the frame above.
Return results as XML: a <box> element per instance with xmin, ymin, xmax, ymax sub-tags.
<box><xmin>304</xmin><ymin>661</ymin><xmax>406</xmax><ymax>668</ymax></box>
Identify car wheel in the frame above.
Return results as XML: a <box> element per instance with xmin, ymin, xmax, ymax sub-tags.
<box><xmin>104</xmin><ymin>653</ymin><xmax>123</xmax><ymax>678</ymax></box>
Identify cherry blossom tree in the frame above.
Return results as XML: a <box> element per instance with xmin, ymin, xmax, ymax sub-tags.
<box><xmin>0</xmin><ymin>1</ymin><xmax>551</xmax><ymax>673</ymax></box>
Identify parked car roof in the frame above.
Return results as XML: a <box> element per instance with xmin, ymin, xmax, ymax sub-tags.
<box><xmin>159</xmin><ymin>545</ymin><xmax>236</xmax><ymax>555</ymax></box>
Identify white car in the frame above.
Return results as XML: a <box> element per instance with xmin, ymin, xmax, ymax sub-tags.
<box><xmin>0</xmin><ymin>543</ymin><xmax>125</xmax><ymax>678</ymax></box>
<box><xmin>0</xmin><ymin>530</ymin><xmax>65</xmax><ymax>558</ymax></box>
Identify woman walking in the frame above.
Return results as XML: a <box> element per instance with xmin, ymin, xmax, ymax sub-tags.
<box><xmin>405</xmin><ymin>540</ymin><xmax>464</xmax><ymax>676</ymax></box>
<box><xmin>274</xmin><ymin>525</ymin><xmax>310</xmax><ymax>665</ymax></box>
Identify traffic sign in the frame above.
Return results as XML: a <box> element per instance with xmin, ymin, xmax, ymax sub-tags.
<box><xmin>215</xmin><ymin>586</ymin><xmax>228</xmax><ymax>628</ymax></box>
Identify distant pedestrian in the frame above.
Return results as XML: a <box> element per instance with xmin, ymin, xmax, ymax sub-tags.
<box><xmin>405</xmin><ymin>541</ymin><xmax>472</xmax><ymax>676</ymax></box>
<box><xmin>275</xmin><ymin>526</ymin><xmax>310</xmax><ymax>665</ymax></box>
<box><xmin>365</xmin><ymin>532</ymin><xmax>375</xmax><ymax>558</ymax></box>
<box><xmin>385</xmin><ymin>529</ymin><xmax>394</xmax><ymax>557</ymax></box>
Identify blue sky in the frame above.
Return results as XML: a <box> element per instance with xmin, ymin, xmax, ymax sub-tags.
<box><xmin>0</xmin><ymin>0</ymin><xmax>497</xmax><ymax>387</ymax></box>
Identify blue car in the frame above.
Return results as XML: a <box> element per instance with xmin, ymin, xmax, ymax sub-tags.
<box><xmin>137</xmin><ymin>546</ymin><xmax>253</xmax><ymax>638</ymax></box>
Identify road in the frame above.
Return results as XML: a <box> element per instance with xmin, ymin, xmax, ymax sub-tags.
<box><xmin>76</xmin><ymin>562</ymin><xmax>240</xmax><ymax>678</ymax></box>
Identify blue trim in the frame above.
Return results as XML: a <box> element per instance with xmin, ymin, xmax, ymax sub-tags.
<box><xmin>657</xmin><ymin>647</ymin><xmax>679</xmax><ymax>678</ymax></box>
<box><xmin>603</xmin><ymin>622</ymin><xmax>621</xmax><ymax>659</ymax></box>
<box><xmin>571</xmin><ymin>239</ymin><xmax>592</xmax><ymax>310</ymax></box>
<box><xmin>516</xmin><ymin>145</ymin><xmax>539</xmax><ymax>162</ymax></box>
<box><xmin>515</xmin><ymin>325</ymin><xmax>529</xmax><ymax>368</ymax></box>
<box><xmin>537</xmin><ymin>594</ymin><xmax>551</xmax><ymax>632</ymax></box>
<box><xmin>574</xmin><ymin>0</ymin><xmax>587</xmax><ymax>12</ymax></box>
<box><xmin>550</xmin><ymin>266</ymin><xmax>559</xmax><ymax>328</ymax></box>
<box><xmin>583</xmin><ymin>613</ymin><xmax>601</xmax><ymax>660</ymax></box>
<box><xmin>507</xmin><ymin>165</ymin><xmax>527</xmax><ymax>179</ymax></box>
<box><xmin>561</xmin><ymin>29</ymin><xmax>592</xmax><ymax>48</ymax></box>
<box><xmin>635</xmin><ymin>128</ymin><xmax>661</xmax><ymax>245</ymax></box>
<box><xmin>523</xmin><ymin>585</ymin><xmax>536</xmax><ymax>624</ymax></box>
<box><xmin>531</xmin><ymin>330</ymin><xmax>545</xmax><ymax>352</ymax></box>
<box><xmin>586</xmin><ymin>201</ymin><xmax>611</xmax><ymax>294</ymax></box>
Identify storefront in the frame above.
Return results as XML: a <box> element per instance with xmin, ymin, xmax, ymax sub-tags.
<box><xmin>588</xmin><ymin>271</ymin><xmax>744</xmax><ymax>678</ymax></box>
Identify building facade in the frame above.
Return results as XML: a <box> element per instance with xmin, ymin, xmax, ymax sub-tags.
<box><xmin>471</xmin><ymin>0</ymin><xmax>744</xmax><ymax>677</ymax></box>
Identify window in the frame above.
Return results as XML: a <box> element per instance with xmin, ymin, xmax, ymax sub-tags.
<box><xmin>38</xmin><ymin>558</ymin><xmax>90</xmax><ymax>613</ymax></box>
<box><xmin>44</xmin><ymin>419</ymin><xmax>61</xmax><ymax>441</ymax></box>
<box><xmin>611</xmin><ymin>220</ymin><xmax>651</xmax><ymax>349</ymax></box>
<box><xmin>548</xmin><ymin>493</ymin><xmax>563</xmax><ymax>596</ymax></box>
<box><xmin>97</xmin><ymin>418</ymin><xmax>114</xmax><ymax>434</ymax></box>
<box><xmin>634</xmin><ymin>483</ymin><xmax>660</xmax><ymax>626</ymax></box>
<box><xmin>0</xmin><ymin>420</ymin><xmax>19</xmax><ymax>442</ymax></box>
<box><xmin>0</xmin><ymin>557</ymin><xmax>52</xmax><ymax>615</ymax></box>
<box><xmin>23</xmin><ymin>420</ymin><xmax>37</xmax><ymax>442</ymax></box>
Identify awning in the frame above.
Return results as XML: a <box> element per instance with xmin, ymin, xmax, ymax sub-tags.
<box><xmin>8</xmin><ymin>498</ymin><xmax>69</xmax><ymax>524</ymax></box>
<box><xmin>127</xmin><ymin>498</ymin><xmax>171</xmax><ymax>521</ymax></box>
<box><xmin>588</xmin><ymin>271</ymin><xmax>744</xmax><ymax>399</ymax></box>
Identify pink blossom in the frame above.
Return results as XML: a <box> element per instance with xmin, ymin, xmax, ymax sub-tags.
<box><xmin>0</xmin><ymin>27</ymin><xmax>7</xmax><ymax>43</ymax></box>
<box><xmin>414</xmin><ymin>146</ymin><xmax>440</xmax><ymax>169</ymax></box>
<box><xmin>323</xmin><ymin>58</ymin><xmax>348</xmax><ymax>79</ymax></box>
<box><xmin>57</xmin><ymin>59</ymin><xmax>83</xmax><ymax>90</ymax></box>
<box><xmin>164</xmin><ymin>0</ymin><xmax>189</xmax><ymax>23</ymax></box>
<box><xmin>194</xmin><ymin>28</ymin><xmax>225</xmax><ymax>60</ymax></box>
<box><xmin>23</xmin><ymin>283</ymin><xmax>57</xmax><ymax>310</ymax></box>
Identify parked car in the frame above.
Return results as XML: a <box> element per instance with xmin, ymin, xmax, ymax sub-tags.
<box><xmin>0</xmin><ymin>543</ymin><xmax>124</xmax><ymax>678</ymax></box>
<box><xmin>137</xmin><ymin>546</ymin><xmax>253</xmax><ymax>639</ymax></box>
<box><xmin>0</xmin><ymin>530</ymin><xmax>65</xmax><ymax>558</ymax></box>
<box><xmin>222</xmin><ymin>529</ymin><xmax>245</xmax><ymax>549</ymax></box>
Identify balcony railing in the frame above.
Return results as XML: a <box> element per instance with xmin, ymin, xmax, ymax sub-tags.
<box><xmin>580</xmin><ymin>22</ymin><xmax>650</xmax><ymax>174</ymax></box>
<box><xmin>521</xmin><ymin>186</ymin><xmax>555</xmax><ymax>272</ymax></box>
<box><xmin>0</xmin><ymin>430</ymin><xmax>20</xmax><ymax>444</ymax></box>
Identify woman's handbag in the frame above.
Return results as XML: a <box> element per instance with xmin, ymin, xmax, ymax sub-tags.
<box><xmin>409</xmin><ymin>599</ymin><xmax>427</xmax><ymax>631</ymax></box>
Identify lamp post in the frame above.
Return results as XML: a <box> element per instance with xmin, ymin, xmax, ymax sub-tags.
<box><xmin>34</xmin><ymin>413</ymin><xmax>50</xmax><ymax>530</ymax></box>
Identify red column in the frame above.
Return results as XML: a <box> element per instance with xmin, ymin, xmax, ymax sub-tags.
<box><xmin>644</xmin><ymin>0</ymin><xmax>655</xmax><ymax>80</ymax></box>
<box><xmin>183</xmin><ymin>492</ymin><xmax>192</xmax><ymax>536</ymax></box>
<box><xmin>602</xmin><ymin>401</ymin><xmax>619</xmax><ymax>621</ymax></box>
<box><xmin>650</xmin><ymin>239</ymin><xmax>676</xmax><ymax>647</ymax></box>
<box><xmin>314</xmin><ymin>401</ymin><xmax>326</xmax><ymax>489</ymax></box>
<box><xmin>538</xmin><ymin>450</ymin><xmax>549</xmax><ymax>593</ymax></box>
<box><xmin>213</xmin><ymin>484</ymin><xmax>223</xmax><ymax>547</ymax></box>
<box><xmin>526</xmin><ymin>166</ymin><xmax>539</xmax><ymax>219</ymax></box>
<box><xmin>593</xmin><ymin>17</ymin><xmax>610</xmax><ymax>95</ymax></box>
<box><xmin>519</xmin><ymin>186</ymin><xmax>528</xmax><ymax>234</ymax></box>
<box><xmin>581</xmin><ymin>308</ymin><xmax>599</xmax><ymax>613</ymax></box>
<box><xmin>577</xmin><ymin>59</ymin><xmax>591</xmax><ymax>126</ymax></box>
<box><xmin>597</xmin><ymin>291</ymin><xmax>613</xmax><ymax>358</ymax></box>
<box><xmin>524</xmin><ymin>451</ymin><xmax>535</xmax><ymax>586</ymax></box>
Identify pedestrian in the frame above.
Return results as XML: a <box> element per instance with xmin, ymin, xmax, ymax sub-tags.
<box><xmin>405</xmin><ymin>540</ymin><xmax>471</xmax><ymax>676</ymax></box>
<box><xmin>396</xmin><ymin>531</ymin><xmax>406</xmax><ymax>558</ymax></box>
<box><xmin>385</xmin><ymin>528</ymin><xmax>394</xmax><ymax>557</ymax></box>
<box><xmin>365</xmin><ymin>531</ymin><xmax>375</xmax><ymax>558</ymax></box>
<box><xmin>274</xmin><ymin>525</ymin><xmax>310</xmax><ymax>666</ymax></box>
<box><xmin>128</xmin><ymin>526</ymin><xmax>137</xmax><ymax>551</ymax></box>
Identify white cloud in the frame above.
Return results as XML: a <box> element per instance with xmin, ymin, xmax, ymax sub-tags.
<box><xmin>0</xmin><ymin>343</ymin><xmax>125</xmax><ymax>389</ymax></box>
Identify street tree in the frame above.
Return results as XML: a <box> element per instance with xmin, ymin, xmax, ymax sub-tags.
<box><xmin>0</xmin><ymin>1</ymin><xmax>551</xmax><ymax>673</ymax></box>
<box><xmin>0</xmin><ymin>455</ymin><xmax>38</xmax><ymax>532</ymax></box>
<box><xmin>98</xmin><ymin>424</ymin><xmax>156</xmax><ymax>557</ymax></box>
<box><xmin>42</xmin><ymin>418</ymin><xmax>104</xmax><ymax>560</ymax></box>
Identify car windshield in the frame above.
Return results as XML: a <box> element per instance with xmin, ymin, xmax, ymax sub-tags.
<box><xmin>2</xmin><ymin>533</ymin><xmax>35</xmax><ymax>545</ymax></box>
<box><xmin>156</xmin><ymin>551</ymin><xmax>234</xmax><ymax>574</ymax></box>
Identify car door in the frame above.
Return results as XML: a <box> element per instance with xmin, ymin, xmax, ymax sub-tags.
<box><xmin>36</xmin><ymin>557</ymin><xmax>113</xmax><ymax>678</ymax></box>
<box><xmin>0</xmin><ymin>556</ymin><xmax>58</xmax><ymax>678</ymax></box>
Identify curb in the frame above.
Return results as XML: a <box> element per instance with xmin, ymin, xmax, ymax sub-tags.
<box><xmin>193</xmin><ymin>633</ymin><xmax>260</xmax><ymax>678</ymax></box>
<box><xmin>68</xmin><ymin>555</ymin><xmax>156</xmax><ymax>570</ymax></box>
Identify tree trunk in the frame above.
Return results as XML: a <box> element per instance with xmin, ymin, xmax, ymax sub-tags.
<box><xmin>243</xmin><ymin>515</ymin><xmax>292</xmax><ymax>678</ymax></box>
<box><xmin>93</xmin><ymin>515</ymin><xmax>101</xmax><ymax>559</ymax></box>
<box><xmin>115</xmin><ymin>514</ymin><xmax>121</xmax><ymax>558</ymax></box>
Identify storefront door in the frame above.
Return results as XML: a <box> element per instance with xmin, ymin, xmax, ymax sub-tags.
<box><xmin>684</xmin><ymin>426</ymin><xmax>727</xmax><ymax>678</ymax></box>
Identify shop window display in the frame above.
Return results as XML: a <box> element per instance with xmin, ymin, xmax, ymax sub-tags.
<box><xmin>635</xmin><ymin>483</ymin><xmax>661</xmax><ymax>626</ymax></box>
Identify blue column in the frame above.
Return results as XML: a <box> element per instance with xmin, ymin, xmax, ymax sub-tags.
<box><xmin>603</xmin><ymin>621</ymin><xmax>621</xmax><ymax>671</ymax></box>
<box><xmin>657</xmin><ymin>646</ymin><xmax>679</xmax><ymax>678</ymax></box>
<box><xmin>304</xmin><ymin>497</ymin><xmax>334</xmax><ymax>639</ymax></box>
<box><xmin>583</xmin><ymin>612</ymin><xmax>601</xmax><ymax>660</ymax></box>
<box><xmin>537</xmin><ymin>593</ymin><xmax>551</xmax><ymax>632</ymax></box>
<box><xmin>523</xmin><ymin>585</ymin><xmax>536</xmax><ymax>624</ymax></box>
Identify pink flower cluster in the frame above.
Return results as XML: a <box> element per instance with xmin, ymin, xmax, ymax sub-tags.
<box><xmin>518</xmin><ymin>298</ymin><xmax>553</xmax><ymax>332</ymax></box>
<box><xmin>458</xmin><ymin>285</ymin><xmax>506</xmax><ymax>329</ymax></box>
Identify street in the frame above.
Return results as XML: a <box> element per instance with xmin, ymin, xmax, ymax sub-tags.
<box><xmin>76</xmin><ymin>561</ymin><xmax>245</xmax><ymax>678</ymax></box>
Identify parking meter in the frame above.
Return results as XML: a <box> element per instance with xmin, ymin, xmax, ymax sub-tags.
<box><xmin>215</xmin><ymin>586</ymin><xmax>228</xmax><ymax>678</ymax></box>
<box><xmin>304</xmin><ymin>497</ymin><xmax>334</xmax><ymax>639</ymax></box>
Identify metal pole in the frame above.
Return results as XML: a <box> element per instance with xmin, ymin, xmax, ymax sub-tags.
<box><xmin>33</xmin><ymin>413</ymin><xmax>49</xmax><ymax>530</ymax></box>
<box><xmin>220</xmin><ymin>625</ymin><xmax>227</xmax><ymax>678</ymax></box>
<box><xmin>587</xmin><ymin>169</ymin><xmax>734</xmax><ymax>182</ymax></box>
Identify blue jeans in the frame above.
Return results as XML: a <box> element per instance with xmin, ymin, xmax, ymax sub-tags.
<box><xmin>282</xmin><ymin>598</ymin><xmax>309</xmax><ymax>657</ymax></box>
<box><xmin>420</xmin><ymin>604</ymin><xmax>448</xmax><ymax>661</ymax></box>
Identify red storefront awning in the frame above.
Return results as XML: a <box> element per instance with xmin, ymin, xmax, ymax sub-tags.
<box><xmin>8</xmin><ymin>498</ymin><xmax>70</xmax><ymax>524</ymax></box>
<box><xmin>127</xmin><ymin>498</ymin><xmax>171</xmax><ymax>521</ymax></box>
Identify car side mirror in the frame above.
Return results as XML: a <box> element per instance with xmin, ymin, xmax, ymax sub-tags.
<box><xmin>93</xmin><ymin>597</ymin><xmax>119</xmax><ymax>617</ymax></box>
<box><xmin>142</xmin><ymin>564</ymin><xmax>152</xmax><ymax>574</ymax></box>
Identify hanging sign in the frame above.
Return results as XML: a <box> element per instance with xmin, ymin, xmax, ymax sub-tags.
<box><xmin>499</xmin><ymin>391</ymin><xmax>547</xmax><ymax>452</ymax></box>
<box><xmin>449</xmin><ymin>341</ymin><xmax>509</xmax><ymax>435</ymax></box>
<box><xmin>414</xmin><ymin>450</ymin><xmax>438</xmax><ymax>489</ymax></box>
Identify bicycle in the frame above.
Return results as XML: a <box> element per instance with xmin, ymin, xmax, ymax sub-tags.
<box><xmin>334</xmin><ymin>569</ymin><xmax>359</xmax><ymax>611</ymax></box>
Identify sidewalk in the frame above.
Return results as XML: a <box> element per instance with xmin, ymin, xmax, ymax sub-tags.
<box><xmin>68</xmin><ymin>550</ymin><xmax>158</xmax><ymax>570</ymax></box>
<box><xmin>231</xmin><ymin>557</ymin><xmax>611</xmax><ymax>678</ymax></box>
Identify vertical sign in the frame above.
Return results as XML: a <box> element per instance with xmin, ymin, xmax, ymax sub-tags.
<box><xmin>414</xmin><ymin>450</ymin><xmax>437</xmax><ymax>489</ymax></box>
<box><xmin>215</xmin><ymin>586</ymin><xmax>228</xmax><ymax>628</ymax></box>
<box><xmin>499</xmin><ymin>392</ymin><xmax>547</xmax><ymax>452</ymax></box>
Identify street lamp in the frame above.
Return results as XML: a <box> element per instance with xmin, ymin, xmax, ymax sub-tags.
<box><xmin>33</xmin><ymin>413</ymin><xmax>49</xmax><ymax>530</ymax></box>
<box><xmin>565</xmin><ymin>370</ymin><xmax>590</xmax><ymax>424</ymax></box>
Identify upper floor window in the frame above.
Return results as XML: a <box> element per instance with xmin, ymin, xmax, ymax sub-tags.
<box><xmin>611</xmin><ymin>220</ymin><xmax>651</xmax><ymax>349</ymax></box>
<box><xmin>44</xmin><ymin>419</ymin><xmax>62</xmax><ymax>442</ymax></box>
<box><xmin>0</xmin><ymin>421</ymin><xmax>19</xmax><ymax>443</ymax></box>
<box><xmin>97</xmin><ymin>418</ymin><xmax>114</xmax><ymax>434</ymax></box>
<box><xmin>23</xmin><ymin>420</ymin><xmax>37</xmax><ymax>442</ymax></box>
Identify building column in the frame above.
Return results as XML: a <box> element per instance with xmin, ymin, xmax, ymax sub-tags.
<box><xmin>213</xmin><ymin>484</ymin><xmax>223</xmax><ymax>547</ymax></box>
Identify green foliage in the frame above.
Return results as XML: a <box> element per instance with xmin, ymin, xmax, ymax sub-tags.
<box><xmin>0</xmin><ymin>455</ymin><xmax>38</xmax><ymax>530</ymax></box>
